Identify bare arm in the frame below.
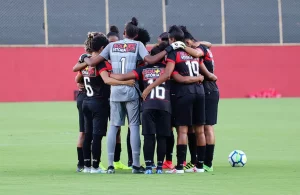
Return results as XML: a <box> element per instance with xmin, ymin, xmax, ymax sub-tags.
<box><xmin>184</xmin><ymin>47</ymin><xmax>204</xmax><ymax>58</ymax></box>
<box><xmin>110</xmin><ymin>72</ymin><xmax>137</xmax><ymax>81</ymax></box>
<box><xmin>144</xmin><ymin>50</ymin><xmax>167</xmax><ymax>64</ymax></box>
<box><xmin>73</xmin><ymin>62</ymin><xmax>87</xmax><ymax>72</ymax></box>
<box><xmin>75</xmin><ymin>72</ymin><xmax>83</xmax><ymax>83</ymax></box>
<box><xmin>199</xmin><ymin>61</ymin><xmax>217</xmax><ymax>81</ymax></box>
<box><xmin>141</xmin><ymin>62</ymin><xmax>175</xmax><ymax>100</ymax></box>
<box><xmin>194</xmin><ymin>41</ymin><xmax>212</xmax><ymax>48</ymax></box>
<box><xmin>84</xmin><ymin>55</ymin><xmax>105</xmax><ymax>67</ymax></box>
<box><xmin>172</xmin><ymin>74</ymin><xmax>204</xmax><ymax>84</ymax></box>
<box><xmin>100</xmin><ymin>71</ymin><xmax>135</xmax><ymax>86</ymax></box>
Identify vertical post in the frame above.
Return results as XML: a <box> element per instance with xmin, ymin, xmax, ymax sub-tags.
<box><xmin>162</xmin><ymin>0</ymin><xmax>167</xmax><ymax>32</ymax></box>
<box><xmin>43</xmin><ymin>0</ymin><xmax>49</xmax><ymax>45</ymax></box>
<box><xmin>105</xmin><ymin>0</ymin><xmax>109</xmax><ymax>34</ymax></box>
<box><xmin>221</xmin><ymin>0</ymin><xmax>226</xmax><ymax>45</ymax></box>
<box><xmin>278</xmin><ymin>0</ymin><xmax>283</xmax><ymax>44</ymax></box>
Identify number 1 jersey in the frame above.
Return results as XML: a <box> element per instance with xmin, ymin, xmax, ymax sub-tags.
<box><xmin>167</xmin><ymin>49</ymin><xmax>204</xmax><ymax>97</ymax></box>
<box><xmin>100</xmin><ymin>38</ymin><xmax>149</xmax><ymax>102</ymax></box>
<box><xmin>133</xmin><ymin>63</ymin><xmax>171</xmax><ymax>114</ymax></box>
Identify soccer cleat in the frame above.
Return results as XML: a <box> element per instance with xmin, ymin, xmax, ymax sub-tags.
<box><xmin>195</xmin><ymin>167</ymin><xmax>205</xmax><ymax>173</ymax></box>
<box><xmin>90</xmin><ymin>167</ymin><xmax>107</xmax><ymax>174</ymax></box>
<box><xmin>184</xmin><ymin>161</ymin><xmax>194</xmax><ymax>170</ymax></box>
<box><xmin>100</xmin><ymin>163</ymin><xmax>106</xmax><ymax>171</ymax></box>
<box><xmin>76</xmin><ymin>166</ymin><xmax>84</xmax><ymax>172</ymax></box>
<box><xmin>162</xmin><ymin>160</ymin><xmax>174</xmax><ymax>169</ymax></box>
<box><xmin>114</xmin><ymin>161</ymin><xmax>132</xmax><ymax>170</ymax></box>
<box><xmin>165</xmin><ymin>168</ymin><xmax>184</xmax><ymax>174</ymax></box>
<box><xmin>144</xmin><ymin>169</ymin><xmax>153</xmax><ymax>174</ymax></box>
<box><xmin>83</xmin><ymin>166</ymin><xmax>91</xmax><ymax>173</ymax></box>
<box><xmin>204</xmin><ymin>165</ymin><xmax>214</xmax><ymax>172</ymax></box>
<box><xmin>107</xmin><ymin>166</ymin><xmax>115</xmax><ymax>174</ymax></box>
<box><xmin>156</xmin><ymin>169</ymin><xmax>163</xmax><ymax>174</ymax></box>
<box><xmin>185</xmin><ymin>166</ymin><xmax>196</xmax><ymax>173</ymax></box>
<box><xmin>132</xmin><ymin>166</ymin><xmax>145</xmax><ymax>174</ymax></box>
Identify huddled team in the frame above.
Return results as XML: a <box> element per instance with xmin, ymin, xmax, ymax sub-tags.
<box><xmin>73</xmin><ymin>17</ymin><xmax>219</xmax><ymax>174</ymax></box>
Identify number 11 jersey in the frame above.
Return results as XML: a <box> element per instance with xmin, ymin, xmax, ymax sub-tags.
<box><xmin>166</xmin><ymin>49</ymin><xmax>204</xmax><ymax>97</ymax></box>
<box><xmin>133</xmin><ymin>63</ymin><xmax>171</xmax><ymax>114</ymax></box>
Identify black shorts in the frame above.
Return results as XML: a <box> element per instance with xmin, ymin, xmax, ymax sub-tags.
<box><xmin>170</xmin><ymin>94</ymin><xmax>176</xmax><ymax>127</ymax></box>
<box><xmin>142</xmin><ymin>109</ymin><xmax>171</xmax><ymax>136</ymax></box>
<box><xmin>174</xmin><ymin>94</ymin><xmax>205</xmax><ymax>126</ymax></box>
<box><xmin>76</xmin><ymin>92</ymin><xmax>86</xmax><ymax>132</ymax></box>
<box><xmin>205</xmin><ymin>91</ymin><xmax>219</xmax><ymax>125</ymax></box>
<box><xmin>82</xmin><ymin>98</ymin><xmax>110</xmax><ymax>136</ymax></box>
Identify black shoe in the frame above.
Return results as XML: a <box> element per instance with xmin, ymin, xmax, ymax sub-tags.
<box><xmin>76</xmin><ymin>165</ymin><xmax>84</xmax><ymax>172</ymax></box>
<box><xmin>107</xmin><ymin>166</ymin><xmax>115</xmax><ymax>174</ymax></box>
<box><xmin>132</xmin><ymin>166</ymin><xmax>145</xmax><ymax>174</ymax></box>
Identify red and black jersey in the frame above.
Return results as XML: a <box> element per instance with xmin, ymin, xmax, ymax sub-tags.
<box><xmin>197</xmin><ymin>45</ymin><xmax>218</xmax><ymax>92</ymax></box>
<box><xmin>80</xmin><ymin>61</ymin><xmax>111</xmax><ymax>99</ymax></box>
<box><xmin>167</xmin><ymin>49</ymin><xmax>204</xmax><ymax>97</ymax></box>
<box><xmin>133</xmin><ymin>63</ymin><xmax>171</xmax><ymax>113</ymax></box>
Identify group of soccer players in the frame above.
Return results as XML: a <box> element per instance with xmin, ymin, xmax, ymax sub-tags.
<box><xmin>73</xmin><ymin>17</ymin><xmax>219</xmax><ymax>174</ymax></box>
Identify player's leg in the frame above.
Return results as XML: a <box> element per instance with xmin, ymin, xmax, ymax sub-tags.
<box><xmin>82</xmin><ymin>100</ymin><xmax>93</xmax><ymax>173</ymax></box>
<box><xmin>106</xmin><ymin>101</ymin><xmax>126</xmax><ymax>173</ymax></box>
<box><xmin>163</xmin><ymin>130</ymin><xmax>175</xmax><ymax>169</ymax></box>
<box><xmin>126</xmin><ymin>99</ymin><xmax>144</xmax><ymax>174</ymax></box>
<box><xmin>126</xmin><ymin>128</ymin><xmax>133</xmax><ymax>167</ymax></box>
<box><xmin>166</xmin><ymin>95</ymin><xmax>193</xmax><ymax>174</ymax></box>
<box><xmin>114</xmin><ymin>127</ymin><xmax>131</xmax><ymax>170</ymax></box>
<box><xmin>156</xmin><ymin>110</ymin><xmax>171</xmax><ymax>174</ymax></box>
<box><xmin>193</xmin><ymin>94</ymin><xmax>206</xmax><ymax>173</ymax></box>
<box><xmin>204</xmin><ymin>91</ymin><xmax>219</xmax><ymax>171</ymax></box>
<box><xmin>185</xmin><ymin>126</ymin><xmax>197</xmax><ymax>172</ymax></box>
<box><xmin>76</xmin><ymin>92</ymin><xmax>85</xmax><ymax>172</ymax></box>
<box><xmin>90</xmin><ymin>100</ymin><xmax>109</xmax><ymax>174</ymax></box>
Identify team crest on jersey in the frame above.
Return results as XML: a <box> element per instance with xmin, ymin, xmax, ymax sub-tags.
<box><xmin>112</xmin><ymin>43</ymin><xmax>137</xmax><ymax>53</ymax></box>
<box><xmin>179</xmin><ymin>51</ymin><xmax>196</xmax><ymax>60</ymax></box>
<box><xmin>142</xmin><ymin>68</ymin><xmax>165</xmax><ymax>80</ymax></box>
<box><xmin>81</xmin><ymin>66</ymin><xmax>96</xmax><ymax>77</ymax></box>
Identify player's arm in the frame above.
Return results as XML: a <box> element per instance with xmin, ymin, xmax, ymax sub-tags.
<box><xmin>184</xmin><ymin>47</ymin><xmax>204</xmax><ymax>58</ymax></box>
<box><xmin>100</xmin><ymin>71</ymin><xmax>135</xmax><ymax>86</ymax></box>
<box><xmin>138</xmin><ymin>41</ymin><xmax>172</xmax><ymax>64</ymax></box>
<box><xmin>199</xmin><ymin>61</ymin><xmax>217</xmax><ymax>81</ymax></box>
<box><xmin>73</xmin><ymin>62</ymin><xmax>87</xmax><ymax>72</ymax></box>
<box><xmin>172</xmin><ymin>72</ymin><xmax>204</xmax><ymax>84</ymax></box>
<box><xmin>141</xmin><ymin>62</ymin><xmax>175</xmax><ymax>100</ymax></box>
<box><xmin>75</xmin><ymin>72</ymin><xmax>83</xmax><ymax>83</ymax></box>
<box><xmin>110</xmin><ymin>72</ymin><xmax>136</xmax><ymax>81</ymax></box>
<box><xmin>195</xmin><ymin>41</ymin><xmax>212</xmax><ymax>48</ymax></box>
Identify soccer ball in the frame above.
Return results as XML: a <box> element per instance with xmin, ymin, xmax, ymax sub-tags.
<box><xmin>228</xmin><ymin>150</ymin><xmax>247</xmax><ymax>167</ymax></box>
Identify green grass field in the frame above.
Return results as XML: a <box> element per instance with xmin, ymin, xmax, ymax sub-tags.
<box><xmin>1</xmin><ymin>99</ymin><xmax>300</xmax><ymax>195</ymax></box>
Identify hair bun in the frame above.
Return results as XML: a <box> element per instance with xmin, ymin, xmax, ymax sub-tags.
<box><xmin>110</xmin><ymin>26</ymin><xmax>119</xmax><ymax>34</ymax></box>
<box><xmin>131</xmin><ymin>17</ymin><xmax>138</xmax><ymax>26</ymax></box>
<box><xmin>179</xmin><ymin>25</ymin><xmax>188</xmax><ymax>33</ymax></box>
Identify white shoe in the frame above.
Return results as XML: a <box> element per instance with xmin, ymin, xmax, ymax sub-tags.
<box><xmin>165</xmin><ymin>168</ymin><xmax>184</xmax><ymax>174</ymax></box>
<box><xmin>185</xmin><ymin>166</ymin><xmax>196</xmax><ymax>173</ymax></box>
<box><xmin>195</xmin><ymin>168</ymin><xmax>205</xmax><ymax>173</ymax></box>
<box><xmin>83</xmin><ymin>167</ymin><xmax>91</xmax><ymax>173</ymax></box>
<box><xmin>90</xmin><ymin>167</ymin><xmax>107</xmax><ymax>174</ymax></box>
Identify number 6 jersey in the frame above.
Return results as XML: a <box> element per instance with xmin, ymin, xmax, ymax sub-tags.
<box><xmin>166</xmin><ymin>49</ymin><xmax>205</xmax><ymax>97</ymax></box>
<box><xmin>133</xmin><ymin>63</ymin><xmax>171</xmax><ymax>114</ymax></box>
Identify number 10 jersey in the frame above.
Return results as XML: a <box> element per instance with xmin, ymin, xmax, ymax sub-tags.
<box><xmin>133</xmin><ymin>63</ymin><xmax>171</xmax><ymax>114</ymax></box>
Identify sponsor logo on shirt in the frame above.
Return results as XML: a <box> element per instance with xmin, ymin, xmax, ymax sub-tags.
<box><xmin>112</xmin><ymin>43</ymin><xmax>137</xmax><ymax>53</ymax></box>
<box><xmin>142</xmin><ymin>68</ymin><xmax>165</xmax><ymax>80</ymax></box>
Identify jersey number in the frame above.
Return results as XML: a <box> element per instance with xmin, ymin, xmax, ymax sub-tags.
<box><xmin>120</xmin><ymin>57</ymin><xmax>126</xmax><ymax>74</ymax></box>
<box><xmin>83</xmin><ymin>77</ymin><xmax>94</xmax><ymax>97</ymax></box>
<box><xmin>147</xmin><ymin>79</ymin><xmax>165</xmax><ymax>99</ymax></box>
<box><xmin>186</xmin><ymin>61</ymin><xmax>199</xmax><ymax>77</ymax></box>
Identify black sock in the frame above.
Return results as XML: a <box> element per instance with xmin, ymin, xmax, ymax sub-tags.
<box><xmin>77</xmin><ymin>147</ymin><xmax>84</xmax><ymax>167</ymax></box>
<box><xmin>188</xmin><ymin>133</ymin><xmax>197</xmax><ymax>164</ymax></box>
<box><xmin>143</xmin><ymin>134</ymin><xmax>155</xmax><ymax>169</ymax></box>
<box><xmin>204</xmin><ymin>144</ymin><xmax>215</xmax><ymax>167</ymax></box>
<box><xmin>127</xmin><ymin>128</ymin><xmax>133</xmax><ymax>166</ymax></box>
<box><xmin>114</xmin><ymin>143</ymin><xmax>121</xmax><ymax>162</ymax></box>
<box><xmin>176</xmin><ymin>145</ymin><xmax>187</xmax><ymax>170</ymax></box>
<box><xmin>157</xmin><ymin>136</ymin><xmax>166</xmax><ymax>170</ymax></box>
<box><xmin>165</xmin><ymin>131</ymin><xmax>174</xmax><ymax>161</ymax></box>
<box><xmin>83</xmin><ymin>133</ymin><xmax>93</xmax><ymax>167</ymax></box>
<box><xmin>196</xmin><ymin>146</ymin><xmax>206</xmax><ymax>169</ymax></box>
<box><xmin>92</xmin><ymin>134</ymin><xmax>103</xmax><ymax>169</ymax></box>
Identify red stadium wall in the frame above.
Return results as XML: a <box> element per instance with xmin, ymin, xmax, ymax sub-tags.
<box><xmin>0</xmin><ymin>46</ymin><xmax>299</xmax><ymax>102</ymax></box>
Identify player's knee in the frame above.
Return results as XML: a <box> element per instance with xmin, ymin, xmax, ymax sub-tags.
<box><xmin>204</xmin><ymin>125</ymin><xmax>214</xmax><ymax>135</ymax></box>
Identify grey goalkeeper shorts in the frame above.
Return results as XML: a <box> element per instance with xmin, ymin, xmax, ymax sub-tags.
<box><xmin>110</xmin><ymin>99</ymin><xmax>141</xmax><ymax>126</ymax></box>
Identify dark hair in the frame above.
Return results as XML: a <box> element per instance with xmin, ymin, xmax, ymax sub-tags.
<box><xmin>91</xmin><ymin>34</ymin><xmax>109</xmax><ymax>52</ymax></box>
<box><xmin>85</xmin><ymin>32</ymin><xmax>104</xmax><ymax>53</ymax></box>
<box><xmin>107</xmin><ymin>25</ymin><xmax>119</xmax><ymax>39</ymax></box>
<box><xmin>179</xmin><ymin>25</ymin><xmax>197</xmax><ymax>41</ymax></box>
<box><xmin>125</xmin><ymin>17</ymin><xmax>139</xmax><ymax>38</ymax></box>
<box><xmin>168</xmin><ymin>25</ymin><xmax>184</xmax><ymax>42</ymax></box>
<box><xmin>135</xmin><ymin>28</ymin><xmax>150</xmax><ymax>46</ymax></box>
<box><xmin>150</xmin><ymin>42</ymin><xmax>168</xmax><ymax>62</ymax></box>
<box><xmin>159</xmin><ymin>32</ymin><xmax>169</xmax><ymax>42</ymax></box>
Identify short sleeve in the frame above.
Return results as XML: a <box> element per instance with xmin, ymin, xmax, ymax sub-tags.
<box><xmin>97</xmin><ymin>62</ymin><xmax>109</xmax><ymax>74</ymax></box>
<box><xmin>138</xmin><ymin>42</ymin><xmax>149</xmax><ymax>60</ymax></box>
<box><xmin>166</xmin><ymin>50</ymin><xmax>176</xmax><ymax>64</ymax></box>
<box><xmin>100</xmin><ymin>43</ymin><xmax>112</xmax><ymax>60</ymax></box>
<box><xmin>132</xmin><ymin>66</ymin><xmax>144</xmax><ymax>80</ymax></box>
